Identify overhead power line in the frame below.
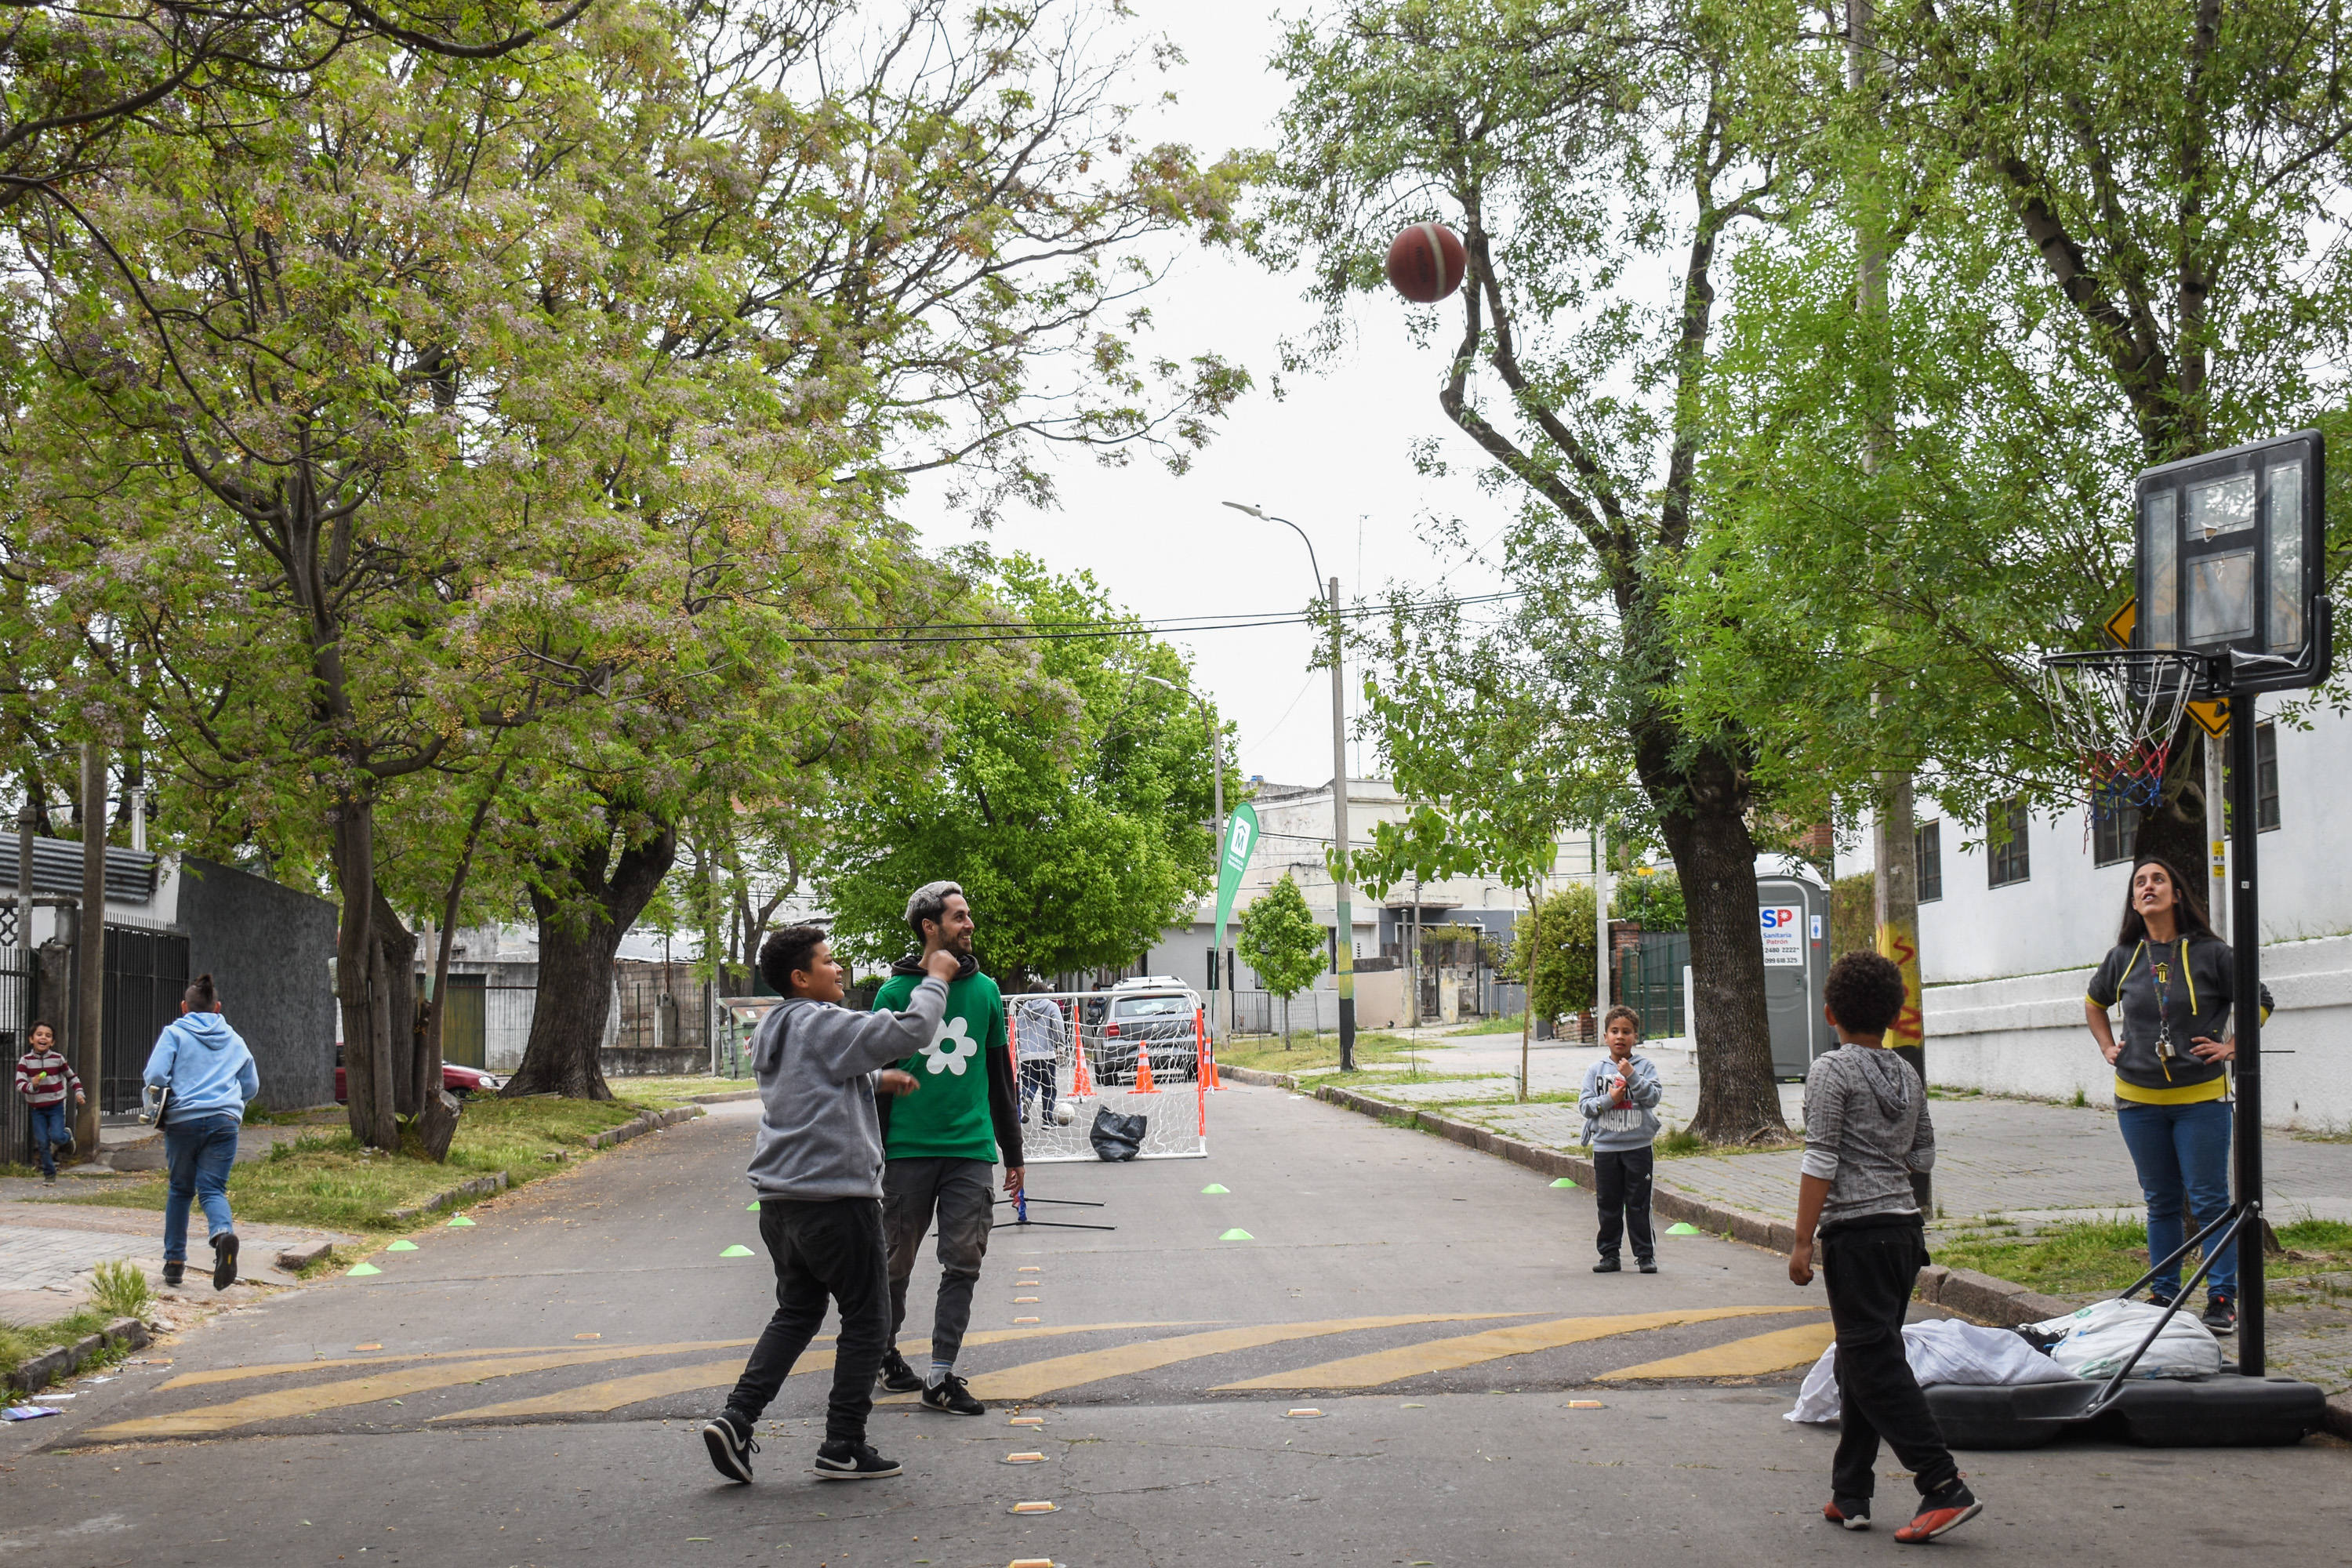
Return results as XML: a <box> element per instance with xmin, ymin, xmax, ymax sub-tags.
<box><xmin>785</xmin><ymin>589</ymin><xmax>1528</xmax><ymax>647</ymax></box>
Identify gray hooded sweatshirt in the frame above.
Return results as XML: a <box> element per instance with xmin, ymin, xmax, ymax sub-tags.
<box><xmin>745</xmin><ymin>976</ymin><xmax>949</xmax><ymax>1201</ymax></box>
<box><xmin>1799</xmin><ymin>1044</ymin><xmax>1936</xmax><ymax>1229</ymax></box>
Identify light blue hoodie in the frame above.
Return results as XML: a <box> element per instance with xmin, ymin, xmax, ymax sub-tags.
<box><xmin>142</xmin><ymin>1011</ymin><xmax>261</xmax><ymax>1120</ymax></box>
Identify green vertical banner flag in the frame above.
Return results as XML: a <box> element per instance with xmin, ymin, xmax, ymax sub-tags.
<box><xmin>1213</xmin><ymin>802</ymin><xmax>1261</xmax><ymax>953</ymax></box>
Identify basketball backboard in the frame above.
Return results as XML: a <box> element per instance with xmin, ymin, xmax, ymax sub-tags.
<box><xmin>2134</xmin><ymin>430</ymin><xmax>2332</xmax><ymax>694</ymax></box>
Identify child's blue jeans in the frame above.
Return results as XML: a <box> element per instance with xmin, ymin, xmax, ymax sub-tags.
<box><xmin>30</xmin><ymin>1101</ymin><xmax>68</xmax><ymax>1177</ymax></box>
<box><xmin>162</xmin><ymin>1112</ymin><xmax>241</xmax><ymax>1262</ymax></box>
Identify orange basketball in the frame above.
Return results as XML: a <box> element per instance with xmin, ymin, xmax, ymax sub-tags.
<box><xmin>1385</xmin><ymin>221</ymin><xmax>1467</xmax><ymax>303</ymax></box>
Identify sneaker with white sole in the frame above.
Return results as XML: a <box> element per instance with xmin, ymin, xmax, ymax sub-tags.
<box><xmin>812</xmin><ymin>1439</ymin><xmax>903</xmax><ymax>1479</ymax></box>
<box><xmin>1824</xmin><ymin>1498</ymin><xmax>1870</xmax><ymax>1530</ymax></box>
<box><xmin>877</xmin><ymin>1348</ymin><xmax>926</xmax><ymax>1393</ymax></box>
<box><xmin>1895</xmin><ymin>1488</ymin><xmax>1982</xmax><ymax>1544</ymax></box>
<box><xmin>920</xmin><ymin>1373</ymin><xmax>985</xmax><ymax>1417</ymax></box>
<box><xmin>701</xmin><ymin>1411</ymin><xmax>758</xmax><ymax>1483</ymax></box>
<box><xmin>211</xmin><ymin>1231</ymin><xmax>239</xmax><ymax>1291</ymax></box>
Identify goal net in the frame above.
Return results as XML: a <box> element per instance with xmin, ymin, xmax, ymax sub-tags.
<box><xmin>1004</xmin><ymin>989</ymin><xmax>1210</xmax><ymax>1162</ymax></box>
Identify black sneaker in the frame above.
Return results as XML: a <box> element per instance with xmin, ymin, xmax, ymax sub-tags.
<box><xmin>701</xmin><ymin>1411</ymin><xmax>758</xmax><ymax>1483</ymax></box>
<box><xmin>60</xmin><ymin>1132</ymin><xmax>75</xmax><ymax>1157</ymax></box>
<box><xmin>877</xmin><ymin>1348</ymin><xmax>926</xmax><ymax>1393</ymax></box>
<box><xmin>2148</xmin><ymin>1290</ymin><xmax>2176</xmax><ymax>1310</ymax></box>
<box><xmin>1592</xmin><ymin>1258</ymin><xmax>1621</xmax><ymax>1273</ymax></box>
<box><xmin>920</xmin><ymin>1373</ymin><xmax>985</xmax><ymax>1417</ymax></box>
<box><xmin>1637</xmin><ymin>1258</ymin><xmax>1657</xmax><ymax>1274</ymax></box>
<box><xmin>162</xmin><ymin>1261</ymin><xmax>184</xmax><ymax>1288</ymax></box>
<box><xmin>2201</xmin><ymin>1294</ymin><xmax>2237</xmax><ymax>1333</ymax></box>
<box><xmin>812</xmin><ymin>1439</ymin><xmax>902</xmax><ymax>1479</ymax></box>
<box><xmin>211</xmin><ymin>1231</ymin><xmax>239</xmax><ymax>1291</ymax></box>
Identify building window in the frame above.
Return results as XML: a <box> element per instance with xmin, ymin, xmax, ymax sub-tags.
<box><xmin>1987</xmin><ymin>797</ymin><xmax>2031</xmax><ymax>887</ymax></box>
<box><xmin>1915</xmin><ymin>821</ymin><xmax>1942</xmax><ymax>902</ymax></box>
<box><xmin>2257</xmin><ymin>722</ymin><xmax>2280</xmax><ymax>831</ymax></box>
<box><xmin>2092</xmin><ymin>804</ymin><xmax>2140</xmax><ymax>868</ymax></box>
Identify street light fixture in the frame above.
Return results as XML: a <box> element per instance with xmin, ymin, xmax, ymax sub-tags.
<box><xmin>1219</xmin><ymin>500</ymin><xmax>1358</xmax><ymax>1071</ymax></box>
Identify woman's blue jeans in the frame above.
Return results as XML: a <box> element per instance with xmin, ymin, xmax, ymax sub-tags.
<box><xmin>2115</xmin><ymin>1098</ymin><xmax>2236</xmax><ymax>1300</ymax></box>
<box><xmin>162</xmin><ymin>1112</ymin><xmax>241</xmax><ymax>1262</ymax></box>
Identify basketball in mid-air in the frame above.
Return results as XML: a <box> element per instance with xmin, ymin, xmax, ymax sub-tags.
<box><xmin>1385</xmin><ymin>221</ymin><xmax>1467</xmax><ymax>303</ymax></box>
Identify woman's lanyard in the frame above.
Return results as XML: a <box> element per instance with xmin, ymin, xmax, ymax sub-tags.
<box><xmin>2146</xmin><ymin>938</ymin><xmax>2192</xmax><ymax>1079</ymax></box>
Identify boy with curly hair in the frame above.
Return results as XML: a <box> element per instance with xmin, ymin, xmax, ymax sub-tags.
<box><xmin>1789</xmin><ymin>950</ymin><xmax>1980</xmax><ymax>1543</ymax></box>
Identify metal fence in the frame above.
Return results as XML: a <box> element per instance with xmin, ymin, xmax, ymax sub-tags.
<box><xmin>2</xmin><ymin>938</ymin><xmax>31</xmax><ymax>1165</ymax></box>
<box><xmin>1617</xmin><ymin>931</ymin><xmax>1690</xmax><ymax>1040</ymax></box>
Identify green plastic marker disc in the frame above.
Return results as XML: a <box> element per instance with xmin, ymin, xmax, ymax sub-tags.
<box><xmin>446</xmin><ymin>1215</ymin><xmax>475</xmax><ymax>1226</ymax></box>
<box><xmin>720</xmin><ymin>1243</ymin><xmax>757</xmax><ymax>1258</ymax></box>
<box><xmin>1201</xmin><ymin>1184</ymin><xmax>1229</xmax><ymax>1194</ymax></box>
<box><xmin>1550</xmin><ymin>1178</ymin><xmax>1578</xmax><ymax>1189</ymax></box>
<box><xmin>1218</xmin><ymin>1229</ymin><xmax>1254</xmax><ymax>1241</ymax></box>
<box><xmin>386</xmin><ymin>1240</ymin><xmax>418</xmax><ymax>1251</ymax></box>
<box><xmin>347</xmin><ymin>1262</ymin><xmax>383</xmax><ymax>1276</ymax></box>
<box><xmin>1664</xmin><ymin>1221</ymin><xmax>1702</xmax><ymax>1235</ymax></box>
<box><xmin>747</xmin><ymin>1202</ymin><xmax>760</xmax><ymax>1210</ymax></box>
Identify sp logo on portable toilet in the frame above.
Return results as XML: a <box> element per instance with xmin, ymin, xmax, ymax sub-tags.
<box><xmin>1759</xmin><ymin>906</ymin><xmax>1804</xmax><ymax>967</ymax></box>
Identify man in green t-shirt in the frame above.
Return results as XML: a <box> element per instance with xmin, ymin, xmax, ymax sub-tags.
<box><xmin>870</xmin><ymin>880</ymin><xmax>1024</xmax><ymax>1416</ymax></box>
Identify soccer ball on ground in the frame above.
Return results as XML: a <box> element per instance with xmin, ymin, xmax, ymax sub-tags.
<box><xmin>1052</xmin><ymin>1100</ymin><xmax>1077</xmax><ymax>1126</ymax></box>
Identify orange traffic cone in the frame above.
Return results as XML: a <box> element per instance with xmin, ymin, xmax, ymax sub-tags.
<box><xmin>1195</xmin><ymin>1007</ymin><xmax>1222</xmax><ymax>1090</ymax></box>
<box><xmin>1132</xmin><ymin>1042</ymin><xmax>1160</xmax><ymax>1094</ymax></box>
<box><xmin>1070</xmin><ymin>1034</ymin><xmax>1096</xmax><ymax>1098</ymax></box>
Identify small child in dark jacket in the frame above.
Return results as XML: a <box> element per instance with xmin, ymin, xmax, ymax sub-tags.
<box><xmin>1577</xmin><ymin>1005</ymin><xmax>1662</xmax><ymax>1273</ymax></box>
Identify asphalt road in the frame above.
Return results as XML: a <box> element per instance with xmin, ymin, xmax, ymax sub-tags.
<box><xmin>4</xmin><ymin>1081</ymin><xmax>2348</xmax><ymax>1567</ymax></box>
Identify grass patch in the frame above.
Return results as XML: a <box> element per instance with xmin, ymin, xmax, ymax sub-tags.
<box><xmin>0</xmin><ymin>1306</ymin><xmax>116</xmax><ymax>1381</ymax></box>
<box><xmin>603</xmin><ymin>1073</ymin><xmax>747</xmax><ymax>1107</ymax></box>
<box><xmin>1452</xmin><ymin>1012</ymin><xmax>1532</xmax><ymax>1036</ymax></box>
<box><xmin>1215</xmin><ymin>1030</ymin><xmax>1458</xmax><ymax>1077</ymax></box>
<box><xmin>1931</xmin><ymin>1215</ymin><xmax>2352</xmax><ymax>1301</ymax></box>
<box><xmin>56</xmin><ymin>1095</ymin><xmax>651</xmax><ymax>1232</ymax></box>
<box><xmin>88</xmin><ymin>1258</ymin><xmax>153</xmax><ymax>1320</ymax></box>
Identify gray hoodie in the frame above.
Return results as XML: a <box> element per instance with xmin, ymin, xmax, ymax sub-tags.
<box><xmin>1577</xmin><ymin>1052</ymin><xmax>1663</xmax><ymax>1151</ymax></box>
<box><xmin>1800</xmin><ymin>1044</ymin><xmax>1936</xmax><ymax>1228</ymax></box>
<box><xmin>746</xmin><ymin>977</ymin><xmax>949</xmax><ymax>1201</ymax></box>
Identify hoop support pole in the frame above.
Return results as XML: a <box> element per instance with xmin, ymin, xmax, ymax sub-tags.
<box><xmin>2227</xmin><ymin>681</ymin><xmax>2267</xmax><ymax>1375</ymax></box>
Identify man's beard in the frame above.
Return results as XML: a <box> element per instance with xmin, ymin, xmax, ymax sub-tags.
<box><xmin>946</xmin><ymin>930</ymin><xmax>975</xmax><ymax>956</ymax></box>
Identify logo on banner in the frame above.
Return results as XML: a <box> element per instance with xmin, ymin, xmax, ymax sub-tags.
<box><xmin>1759</xmin><ymin>906</ymin><xmax>1804</xmax><ymax>967</ymax></box>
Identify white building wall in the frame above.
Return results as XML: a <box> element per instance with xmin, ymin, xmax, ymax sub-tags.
<box><xmin>1909</xmin><ymin>701</ymin><xmax>2352</xmax><ymax>1127</ymax></box>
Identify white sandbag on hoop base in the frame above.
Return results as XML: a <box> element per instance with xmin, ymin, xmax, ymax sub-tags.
<box><xmin>1786</xmin><ymin>1318</ymin><xmax>2083</xmax><ymax>1425</ymax></box>
<box><xmin>2024</xmin><ymin>1299</ymin><xmax>2224</xmax><ymax>1381</ymax></box>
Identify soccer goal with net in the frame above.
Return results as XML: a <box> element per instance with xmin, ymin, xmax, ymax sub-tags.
<box><xmin>1004</xmin><ymin>989</ymin><xmax>1212</xmax><ymax>1161</ymax></box>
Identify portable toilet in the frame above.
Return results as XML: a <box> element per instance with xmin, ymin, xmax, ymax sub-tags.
<box><xmin>1755</xmin><ymin>873</ymin><xmax>1833</xmax><ymax>1080</ymax></box>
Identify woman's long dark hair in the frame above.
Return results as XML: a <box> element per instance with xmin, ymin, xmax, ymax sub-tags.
<box><xmin>2116</xmin><ymin>854</ymin><xmax>2215</xmax><ymax>946</ymax></box>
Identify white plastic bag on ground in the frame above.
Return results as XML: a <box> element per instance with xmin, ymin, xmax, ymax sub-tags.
<box><xmin>2024</xmin><ymin>1298</ymin><xmax>2223</xmax><ymax>1381</ymax></box>
<box><xmin>1785</xmin><ymin>1318</ymin><xmax>2082</xmax><ymax>1425</ymax></box>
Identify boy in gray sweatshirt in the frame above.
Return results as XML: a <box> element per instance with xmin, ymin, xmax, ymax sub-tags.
<box><xmin>702</xmin><ymin>926</ymin><xmax>958</xmax><ymax>1486</ymax></box>
<box><xmin>1577</xmin><ymin>1005</ymin><xmax>1662</xmax><ymax>1272</ymax></box>
<box><xmin>1789</xmin><ymin>952</ymin><xmax>1979</xmax><ymax>1544</ymax></box>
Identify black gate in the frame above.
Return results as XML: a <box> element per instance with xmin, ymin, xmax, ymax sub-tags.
<box><xmin>101</xmin><ymin>925</ymin><xmax>191</xmax><ymax>1113</ymax></box>
<box><xmin>2</xmin><ymin>908</ymin><xmax>31</xmax><ymax>1164</ymax></box>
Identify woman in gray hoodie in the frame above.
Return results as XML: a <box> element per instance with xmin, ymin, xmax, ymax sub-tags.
<box><xmin>701</xmin><ymin>926</ymin><xmax>957</xmax><ymax>1486</ymax></box>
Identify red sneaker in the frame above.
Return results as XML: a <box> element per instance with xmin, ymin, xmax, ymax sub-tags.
<box><xmin>1895</xmin><ymin>1496</ymin><xmax>1983</xmax><ymax>1544</ymax></box>
<box><xmin>1824</xmin><ymin>1500</ymin><xmax>1871</xmax><ymax>1531</ymax></box>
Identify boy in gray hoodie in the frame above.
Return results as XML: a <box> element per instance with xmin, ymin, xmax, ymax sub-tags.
<box><xmin>701</xmin><ymin>926</ymin><xmax>957</xmax><ymax>1486</ymax></box>
<box><xmin>1578</xmin><ymin>1004</ymin><xmax>1663</xmax><ymax>1272</ymax></box>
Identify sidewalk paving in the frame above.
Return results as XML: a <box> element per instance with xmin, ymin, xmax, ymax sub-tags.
<box><xmin>1276</xmin><ymin>1025</ymin><xmax>2352</xmax><ymax>1391</ymax></box>
<box><xmin>0</xmin><ymin>1194</ymin><xmax>354</xmax><ymax>1327</ymax></box>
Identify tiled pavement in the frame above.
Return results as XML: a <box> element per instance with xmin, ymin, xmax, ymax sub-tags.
<box><xmin>0</xmin><ymin>1196</ymin><xmax>353</xmax><ymax>1325</ymax></box>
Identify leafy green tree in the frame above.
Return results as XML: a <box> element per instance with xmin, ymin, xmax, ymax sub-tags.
<box><xmin>1254</xmin><ymin>0</ymin><xmax>1806</xmax><ymax>1141</ymax></box>
<box><xmin>818</xmin><ymin>557</ymin><xmax>1218</xmax><ymax>984</ymax></box>
<box><xmin>1507</xmin><ymin>881</ymin><xmax>1595</xmax><ymax>1026</ymax></box>
<box><xmin>1611</xmin><ymin>869</ymin><xmax>1685</xmax><ymax>931</ymax></box>
<box><xmin>1237</xmin><ymin>873</ymin><xmax>1328</xmax><ymax>1046</ymax></box>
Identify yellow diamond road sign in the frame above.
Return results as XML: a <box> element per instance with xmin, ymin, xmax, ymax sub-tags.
<box><xmin>2102</xmin><ymin>596</ymin><xmax>2227</xmax><ymax>737</ymax></box>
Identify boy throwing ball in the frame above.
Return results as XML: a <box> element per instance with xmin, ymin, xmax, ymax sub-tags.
<box><xmin>1789</xmin><ymin>951</ymin><xmax>1979</xmax><ymax>1543</ymax></box>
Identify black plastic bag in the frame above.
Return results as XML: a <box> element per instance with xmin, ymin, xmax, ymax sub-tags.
<box><xmin>1090</xmin><ymin>1106</ymin><xmax>1147</xmax><ymax>1162</ymax></box>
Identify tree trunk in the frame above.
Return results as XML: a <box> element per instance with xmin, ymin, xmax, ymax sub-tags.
<box><xmin>502</xmin><ymin>814</ymin><xmax>678</xmax><ymax>1099</ymax></box>
<box><xmin>1653</xmin><ymin>751</ymin><xmax>1786</xmax><ymax>1144</ymax></box>
<box><xmin>332</xmin><ymin>797</ymin><xmax>400</xmax><ymax>1150</ymax></box>
<box><xmin>373</xmin><ymin>888</ymin><xmax>419</xmax><ymax>1120</ymax></box>
<box><xmin>2135</xmin><ymin>730</ymin><xmax>2208</xmax><ymax>882</ymax></box>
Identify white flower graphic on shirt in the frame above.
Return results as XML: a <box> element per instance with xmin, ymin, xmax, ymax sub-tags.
<box><xmin>918</xmin><ymin>1015</ymin><xmax>980</xmax><ymax>1076</ymax></box>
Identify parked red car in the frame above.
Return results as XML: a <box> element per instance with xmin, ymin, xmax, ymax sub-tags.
<box><xmin>334</xmin><ymin>1061</ymin><xmax>502</xmax><ymax>1103</ymax></box>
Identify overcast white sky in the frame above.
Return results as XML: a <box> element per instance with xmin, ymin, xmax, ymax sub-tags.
<box><xmin>904</xmin><ymin>0</ymin><xmax>1519</xmax><ymax>788</ymax></box>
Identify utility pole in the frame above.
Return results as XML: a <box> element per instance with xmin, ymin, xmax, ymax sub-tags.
<box><xmin>74</xmin><ymin>745</ymin><xmax>107</xmax><ymax>1155</ymax></box>
<box><xmin>1328</xmin><ymin>575</ymin><xmax>1357</xmax><ymax>1071</ymax></box>
<box><xmin>1593</xmin><ymin>818</ymin><xmax>1610</xmax><ymax>1039</ymax></box>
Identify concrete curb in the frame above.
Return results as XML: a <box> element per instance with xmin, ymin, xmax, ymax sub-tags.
<box><xmin>5</xmin><ymin>1316</ymin><xmax>151</xmax><ymax>1394</ymax></box>
<box><xmin>589</xmin><ymin>1104</ymin><xmax>705</xmax><ymax>1149</ymax></box>
<box><xmin>387</xmin><ymin>1171</ymin><xmax>509</xmax><ymax>1223</ymax></box>
<box><xmin>274</xmin><ymin>1240</ymin><xmax>337</xmax><ymax>1272</ymax></box>
<box><xmin>685</xmin><ymin>1089</ymin><xmax>760</xmax><ymax>1105</ymax></box>
<box><xmin>1225</xmin><ymin>1064</ymin><xmax>2075</xmax><ymax>1323</ymax></box>
<box><xmin>2327</xmin><ymin>1392</ymin><xmax>2352</xmax><ymax>1443</ymax></box>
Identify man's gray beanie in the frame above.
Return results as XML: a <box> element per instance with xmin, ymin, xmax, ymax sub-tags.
<box><xmin>906</xmin><ymin>880</ymin><xmax>965</xmax><ymax>934</ymax></box>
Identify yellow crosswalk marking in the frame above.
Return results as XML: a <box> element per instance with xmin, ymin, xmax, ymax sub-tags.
<box><xmin>162</xmin><ymin>1343</ymin><xmax>593</xmax><ymax>1391</ymax></box>
<box><xmin>1213</xmin><ymin>1307</ymin><xmax>1810</xmax><ymax>1390</ymax></box>
<box><xmin>86</xmin><ymin>1341</ymin><xmax>751</xmax><ymax>1439</ymax></box>
<box><xmin>1595</xmin><ymin>1320</ymin><xmax>1835</xmax><ymax>1381</ymax></box>
<box><xmin>946</xmin><ymin>1316</ymin><xmax>1526</xmax><ymax>1403</ymax></box>
<box><xmin>434</xmin><ymin>1322</ymin><xmax>1203</xmax><ymax>1421</ymax></box>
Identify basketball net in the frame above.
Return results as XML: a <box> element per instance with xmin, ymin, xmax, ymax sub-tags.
<box><xmin>2036</xmin><ymin>649</ymin><xmax>2204</xmax><ymax>837</ymax></box>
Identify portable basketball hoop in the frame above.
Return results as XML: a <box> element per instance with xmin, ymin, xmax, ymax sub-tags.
<box><xmin>2034</xmin><ymin>647</ymin><xmax>2205</xmax><ymax>818</ymax></box>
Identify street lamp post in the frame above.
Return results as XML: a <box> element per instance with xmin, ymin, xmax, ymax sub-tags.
<box><xmin>1222</xmin><ymin>503</ymin><xmax>1356</xmax><ymax>1072</ymax></box>
<box><xmin>1138</xmin><ymin>674</ymin><xmax>1223</xmax><ymax>1045</ymax></box>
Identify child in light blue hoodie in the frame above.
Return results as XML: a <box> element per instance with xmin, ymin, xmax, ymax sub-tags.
<box><xmin>141</xmin><ymin>973</ymin><xmax>260</xmax><ymax>1291</ymax></box>
<box><xmin>1578</xmin><ymin>1004</ymin><xmax>1663</xmax><ymax>1273</ymax></box>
